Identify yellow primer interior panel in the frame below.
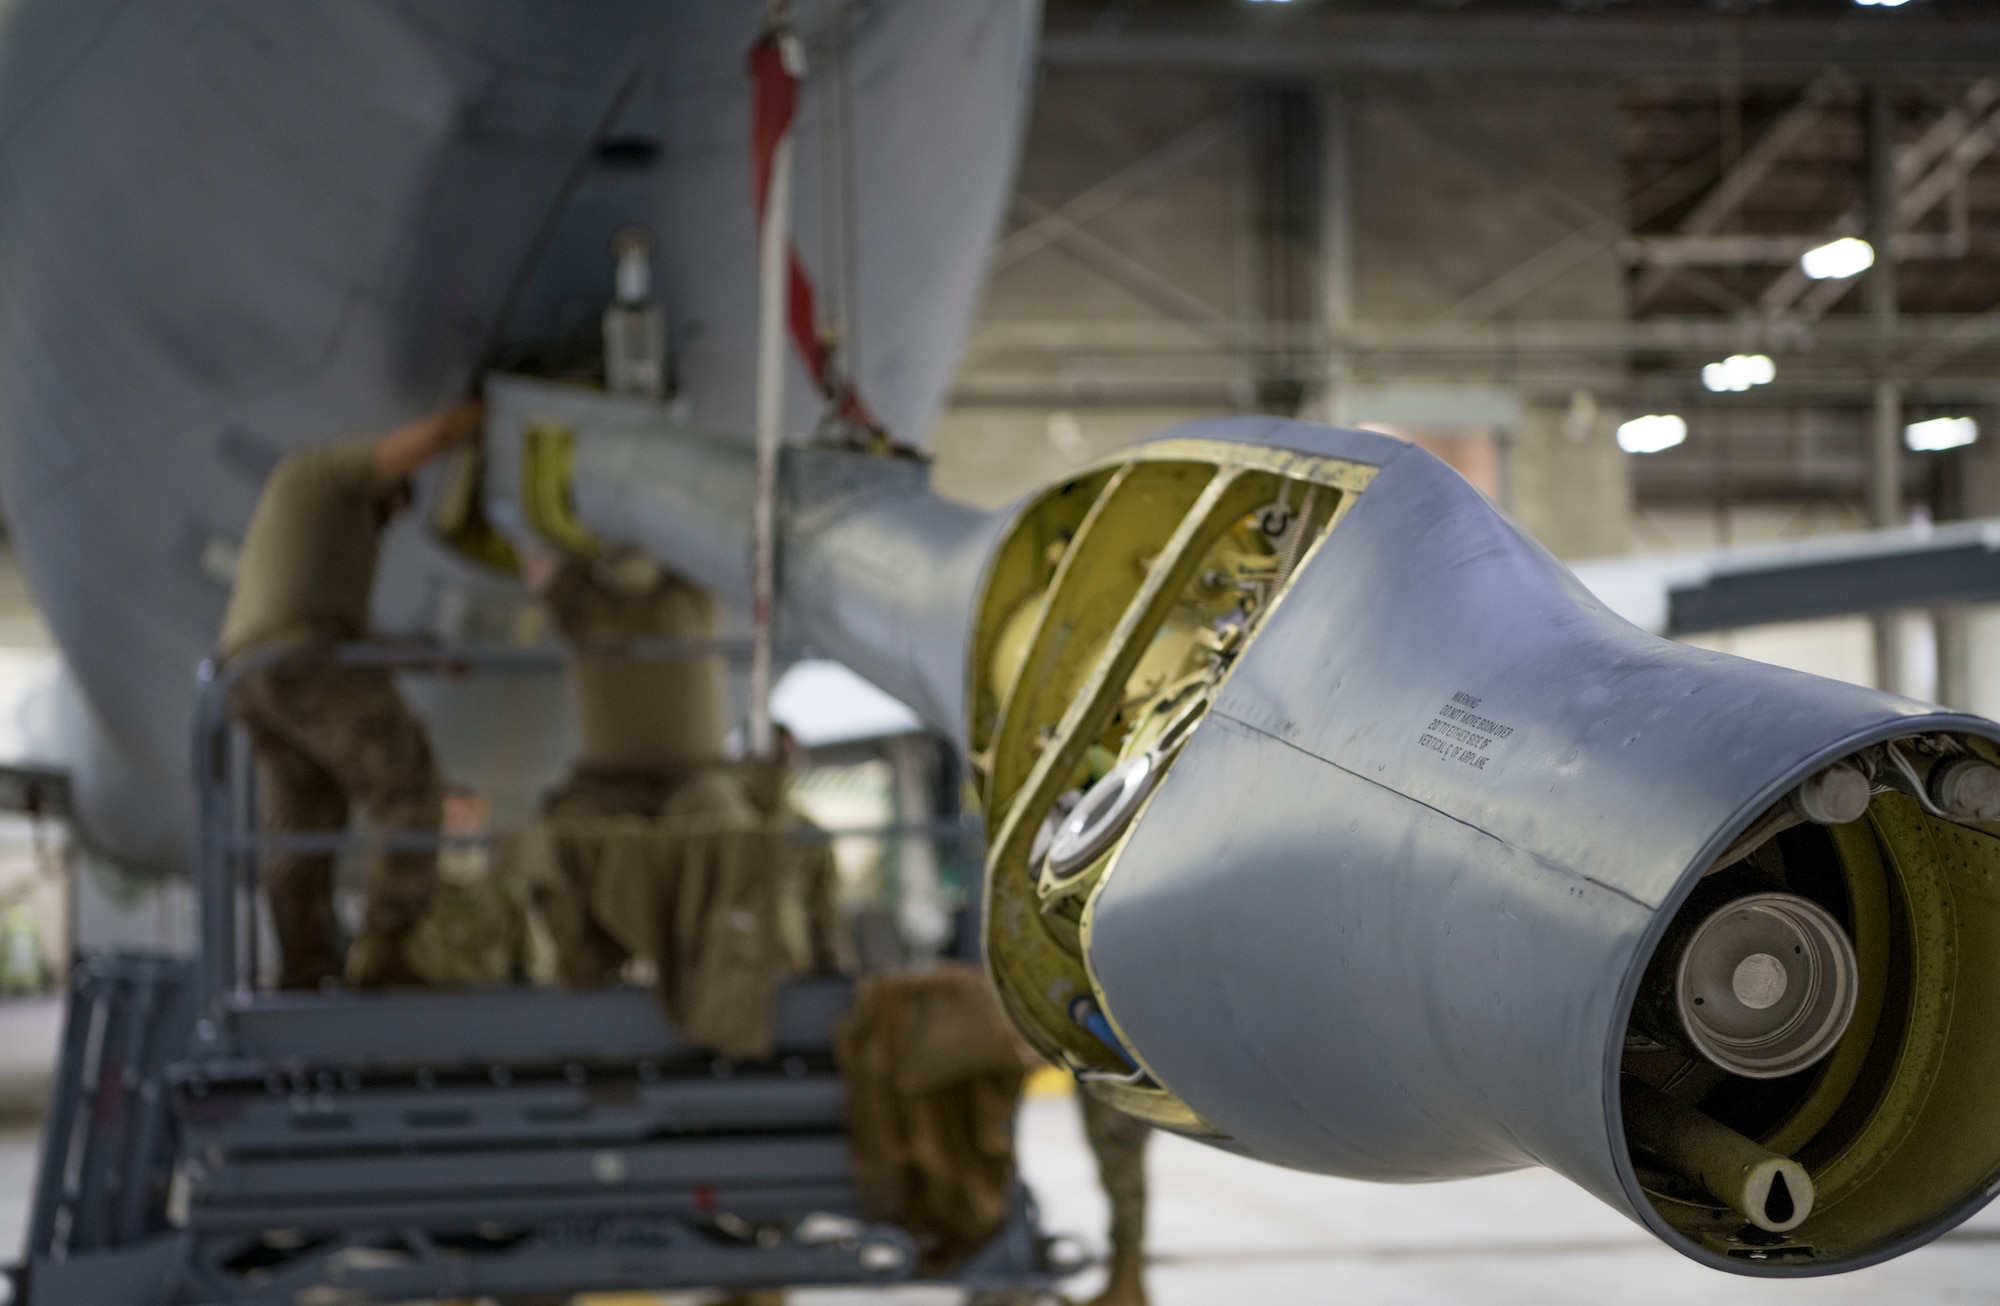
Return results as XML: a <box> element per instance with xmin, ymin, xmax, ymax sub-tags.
<box><xmin>972</xmin><ymin>441</ymin><xmax>1379</xmax><ymax>1126</ymax></box>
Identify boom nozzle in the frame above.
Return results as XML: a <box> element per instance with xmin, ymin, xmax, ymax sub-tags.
<box><xmin>1623</xmin><ymin>1077</ymin><xmax>1815</xmax><ymax>1234</ymax></box>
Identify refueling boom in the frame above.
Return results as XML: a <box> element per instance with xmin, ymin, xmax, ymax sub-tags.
<box><xmin>484</xmin><ymin>385</ymin><xmax>2000</xmax><ymax>1277</ymax></box>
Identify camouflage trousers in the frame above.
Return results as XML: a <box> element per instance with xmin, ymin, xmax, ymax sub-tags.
<box><xmin>1080</xmin><ymin>1091</ymin><xmax>1151</xmax><ymax>1256</ymax></box>
<box><xmin>531</xmin><ymin>766</ymin><xmax>692</xmax><ymax>988</ymax></box>
<box><xmin>836</xmin><ymin>962</ymin><xmax>1031</xmax><ymax>1275</ymax></box>
<box><xmin>523</xmin><ymin>763</ymin><xmax>847</xmax><ymax>1058</ymax></box>
<box><xmin>229</xmin><ymin>652</ymin><xmax>442</xmax><ymax>989</ymax></box>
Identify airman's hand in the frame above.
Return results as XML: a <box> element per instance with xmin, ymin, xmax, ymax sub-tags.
<box><xmin>373</xmin><ymin>399</ymin><xmax>486</xmax><ymax>486</ymax></box>
<box><xmin>516</xmin><ymin>537</ymin><xmax>562</xmax><ymax>596</ymax></box>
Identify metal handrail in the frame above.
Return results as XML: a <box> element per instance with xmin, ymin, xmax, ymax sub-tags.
<box><xmin>187</xmin><ymin>637</ymin><xmax>969</xmax><ymax>1025</ymax></box>
<box><xmin>189</xmin><ymin>637</ymin><xmax>791</xmax><ymax>1021</ymax></box>
<box><xmin>223</xmin><ymin>818</ymin><xmax>983</xmax><ymax>856</ymax></box>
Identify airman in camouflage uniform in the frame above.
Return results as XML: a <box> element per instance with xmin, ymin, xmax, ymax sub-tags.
<box><xmin>1080</xmin><ymin>1092</ymin><xmax>1151</xmax><ymax>1306</ymax></box>
<box><xmin>219</xmin><ymin>403</ymin><xmax>480</xmax><ymax>989</ymax></box>
<box><xmin>518</xmin><ymin>554</ymin><xmax>847</xmax><ymax>1055</ymax></box>
<box><xmin>405</xmin><ymin>787</ymin><xmax>532</xmax><ymax>987</ymax></box>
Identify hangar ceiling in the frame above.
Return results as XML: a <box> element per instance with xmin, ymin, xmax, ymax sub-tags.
<box><xmin>946</xmin><ymin>0</ymin><xmax>2000</xmax><ymax>515</ymax></box>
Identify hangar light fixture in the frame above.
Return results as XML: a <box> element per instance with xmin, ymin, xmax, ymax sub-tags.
<box><xmin>1616</xmin><ymin>414</ymin><xmax>1688</xmax><ymax>455</ymax></box>
<box><xmin>1905</xmin><ymin>416</ymin><xmax>1978</xmax><ymax>452</ymax></box>
<box><xmin>1855</xmin><ymin>0</ymin><xmax>1914</xmax><ymax>7</ymax></box>
<box><xmin>1801</xmin><ymin>237</ymin><xmax>1876</xmax><ymax>280</ymax></box>
<box><xmin>1701</xmin><ymin>354</ymin><xmax>1776</xmax><ymax>393</ymax></box>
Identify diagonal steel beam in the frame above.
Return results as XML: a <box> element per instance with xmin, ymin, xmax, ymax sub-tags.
<box><xmin>990</xmin><ymin>113</ymin><xmax>1235</xmax><ymax>274</ymax></box>
<box><xmin>1759</xmin><ymin>80</ymin><xmax>2000</xmax><ymax>320</ymax></box>
<box><xmin>1431</xmin><ymin>229</ymin><xmax>1609</xmax><ymax>327</ymax></box>
<box><xmin>1679</xmin><ymin>75</ymin><xmax>1851</xmax><ymax>237</ymax></box>
<box><xmin>1896</xmin><ymin>116</ymin><xmax>1999</xmax><ymax>231</ymax></box>
<box><xmin>1379</xmin><ymin>89</ymin><xmax>1631</xmax><ymax>330</ymax></box>
<box><xmin>1003</xmin><ymin>194</ymin><xmax>1234</xmax><ymax>339</ymax></box>
<box><xmin>1667</xmin><ymin>266</ymin><xmax>1755</xmax><ymax>316</ymax></box>
<box><xmin>1634</xmin><ymin>73</ymin><xmax>1849</xmax><ymax>308</ymax></box>
<box><xmin>1784</xmin><ymin>119</ymin><xmax>1996</xmax><ymax>321</ymax></box>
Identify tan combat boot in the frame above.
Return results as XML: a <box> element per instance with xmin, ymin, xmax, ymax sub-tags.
<box><xmin>1084</xmin><ymin>1245</ymin><xmax>1147</xmax><ymax>1306</ymax></box>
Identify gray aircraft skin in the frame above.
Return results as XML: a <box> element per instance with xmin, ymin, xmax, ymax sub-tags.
<box><xmin>0</xmin><ymin>0</ymin><xmax>1038</xmax><ymax>874</ymax></box>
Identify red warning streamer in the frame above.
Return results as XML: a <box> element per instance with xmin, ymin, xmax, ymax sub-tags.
<box><xmin>749</xmin><ymin>31</ymin><xmax>883</xmax><ymax>439</ymax></box>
